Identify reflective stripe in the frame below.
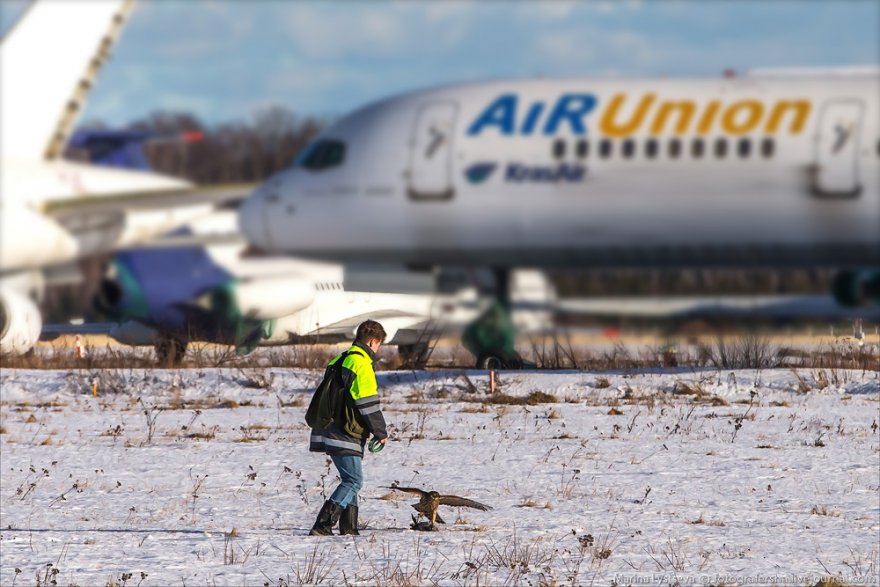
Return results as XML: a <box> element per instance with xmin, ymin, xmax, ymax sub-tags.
<box><xmin>322</xmin><ymin>437</ymin><xmax>363</xmax><ymax>451</ymax></box>
<box><xmin>359</xmin><ymin>404</ymin><xmax>381</xmax><ymax>415</ymax></box>
<box><xmin>355</xmin><ymin>396</ymin><xmax>379</xmax><ymax>407</ymax></box>
<box><xmin>310</xmin><ymin>434</ymin><xmax>363</xmax><ymax>452</ymax></box>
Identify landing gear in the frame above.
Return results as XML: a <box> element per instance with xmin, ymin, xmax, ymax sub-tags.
<box><xmin>154</xmin><ymin>333</ymin><xmax>187</xmax><ymax>366</ymax></box>
<box><xmin>475</xmin><ymin>348</ymin><xmax>522</xmax><ymax>370</ymax></box>
<box><xmin>398</xmin><ymin>342</ymin><xmax>430</xmax><ymax>368</ymax></box>
<box><xmin>462</xmin><ymin>269</ymin><xmax>525</xmax><ymax>370</ymax></box>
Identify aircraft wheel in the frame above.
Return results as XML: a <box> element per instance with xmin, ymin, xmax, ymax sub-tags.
<box><xmin>155</xmin><ymin>335</ymin><xmax>187</xmax><ymax>366</ymax></box>
<box><xmin>476</xmin><ymin>349</ymin><xmax>522</xmax><ymax>370</ymax></box>
<box><xmin>398</xmin><ymin>342</ymin><xmax>430</xmax><ymax>368</ymax></box>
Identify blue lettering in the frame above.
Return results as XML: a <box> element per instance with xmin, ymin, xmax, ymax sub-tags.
<box><xmin>467</xmin><ymin>94</ymin><xmax>518</xmax><ymax>136</ymax></box>
<box><xmin>502</xmin><ymin>163</ymin><xmax>587</xmax><ymax>183</ymax></box>
<box><xmin>520</xmin><ymin>102</ymin><xmax>545</xmax><ymax>135</ymax></box>
<box><xmin>543</xmin><ymin>94</ymin><xmax>597</xmax><ymax>135</ymax></box>
<box><xmin>505</xmin><ymin>164</ymin><xmax>526</xmax><ymax>181</ymax></box>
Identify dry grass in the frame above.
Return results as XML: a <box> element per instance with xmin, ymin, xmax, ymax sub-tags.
<box><xmin>813</xmin><ymin>578</ymin><xmax>851</xmax><ymax>587</ymax></box>
<box><xmin>690</xmin><ymin>512</ymin><xmax>726</xmax><ymax>526</ymax></box>
<box><xmin>1</xmin><ymin>342</ymin><xmax>342</xmax><ymax>370</ymax></box>
<box><xmin>476</xmin><ymin>391</ymin><xmax>558</xmax><ymax>405</ymax></box>
<box><xmin>591</xmin><ymin>376</ymin><xmax>612</xmax><ymax>389</ymax></box>
<box><xmin>182</xmin><ymin>428</ymin><xmax>218</xmax><ymax>441</ymax></box>
<box><xmin>672</xmin><ymin>380</ymin><xmax>706</xmax><ymax>396</ymax></box>
<box><xmin>459</xmin><ymin>404</ymin><xmax>489</xmax><ymax>413</ymax></box>
<box><xmin>810</xmin><ymin>505</ymin><xmax>842</xmax><ymax>517</ymax></box>
<box><xmin>515</xmin><ymin>499</ymin><xmax>553</xmax><ymax>509</ymax></box>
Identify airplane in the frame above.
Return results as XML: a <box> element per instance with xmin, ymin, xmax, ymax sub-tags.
<box><xmin>238</xmin><ymin>67</ymin><xmax>880</xmax><ymax>365</ymax></box>
<box><xmin>0</xmin><ymin>0</ymin><xmax>244</xmax><ymax>356</ymax></box>
<box><xmin>84</xmin><ymin>210</ymin><xmax>554</xmax><ymax>365</ymax></box>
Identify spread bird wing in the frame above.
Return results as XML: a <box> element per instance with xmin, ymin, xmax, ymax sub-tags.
<box><xmin>438</xmin><ymin>495</ymin><xmax>492</xmax><ymax>510</ymax></box>
<box><xmin>387</xmin><ymin>486</ymin><xmax>428</xmax><ymax>497</ymax></box>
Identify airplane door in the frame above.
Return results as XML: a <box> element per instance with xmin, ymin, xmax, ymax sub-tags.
<box><xmin>813</xmin><ymin>100</ymin><xmax>863</xmax><ymax>197</ymax></box>
<box><xmin>408</xmin><ymin>102</ymin><xmax>457</xmax><ymax>200</ymax></box>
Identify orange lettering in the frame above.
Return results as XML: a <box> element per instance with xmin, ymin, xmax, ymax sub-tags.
<box><xmin>650</xmin><ymin>101</ymin><xmax>696</xmax><ymax>135</ymax></box>
<box><xmin>600</xmin><ymin>93</ymin><xmax>655</xmax><ymax>138</ymax></box>
<box><xmin>696</xmin><ymin>101</ymin><xmax>721</xmax><ymax>135</ymax></box>
<box><xmin>721</xmin><ymin>100</ymin><xmax>763</xmax><ymax>135</ymax></box>
<box><xmin>765</xmin><ymin>100</ymin><xmax>810</xmax><ymax>134</ymax></box>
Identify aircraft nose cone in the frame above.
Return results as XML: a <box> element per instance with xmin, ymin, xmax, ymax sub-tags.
<box><xmin>238</xmin><ymin>189</ymin><xmax>269</xmax><ymax>251</ymax></box>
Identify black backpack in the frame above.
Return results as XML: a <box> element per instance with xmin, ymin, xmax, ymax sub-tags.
<box><xmin>305</xmin><ymin>352</ymin><xmax>352</xmax><ymax>429</ymax></box>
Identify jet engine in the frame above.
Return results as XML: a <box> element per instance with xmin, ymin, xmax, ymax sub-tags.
<box><xmin>0</xmin><ymin>206</ymin><xmax>78</xmax><ymax>272</ymax></box>
<box><xmin>219</xmin><ymin>276</ymin><xmax>316</xmax><ymax>320</ymax></box>
<box><xmin>832</xmin><ymin>270</ymin><xmax>880</xmax><ymax>307</ymax></box>
<box><xmin>94</xmin><ymin>250</ymin><xmax>318</xmax><ymax>354</ymax></box>
<box><xmin>0</xmin><ymin>289</ymin><xmax>42</xmax><ymax>356</ymax></box>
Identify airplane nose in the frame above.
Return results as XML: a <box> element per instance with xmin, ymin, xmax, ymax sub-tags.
<box><xmin>238</xmin><ymin>189</ymin><xmax>268</xmax><ymax>251</ymax></box>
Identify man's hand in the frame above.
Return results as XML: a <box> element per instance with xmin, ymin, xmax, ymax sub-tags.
<box><xmin>378</xmin><ymin>437</ymin><xmax>388</xmax><ymax>445</ymax></box>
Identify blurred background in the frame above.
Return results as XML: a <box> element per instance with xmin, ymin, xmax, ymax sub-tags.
<box><xmin>1</xmin><ymin>0</ymin><xmax>878</xmax><ymax>366</ymax></box>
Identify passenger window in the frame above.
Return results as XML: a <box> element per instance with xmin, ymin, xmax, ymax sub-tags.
<box><xmin>645</xmin><ymin>138</ymin><xmax>658</xmax><ymax>159</ymax></box>
<box><xmin>668</xmin><ymin>138</ymin><xmax>681</xmax><ymax>159</ymax></box>
<box><xmin>622</xmin><ymin>139</ymin><xmax>635</xmax><ymax>159</ymax></box>
<box><xmin>761</xmin><ymin>137</ymin><xmax>774</xmax><ymax>158</ymax></box>
<box><xmin>576</xmin><ymin>139</ymin><xmax>589</xmax><ymax>159</ymax></box>
<box><xmin>738</xmin><ymin>138</ymin><xmax>751</xmax><ymax>158</ymax></box>
<box><xmin>692</xmin><ymin>138</ymin><xmax>705</xmax><ymax>159</ymax></box>
<box><xmin>715</xmin><ymin>138</ymin><xmax>728</xmax><ymax>159</ymax></box>
<box><xmin>599</xmin><ymin>139</ymin><xmax>613</xmax><ymax>159</ymax></box>
<box><xmin>553</xmin><ymin>139</ymin><xmax>566</xmax><ymax>159</ymax></box>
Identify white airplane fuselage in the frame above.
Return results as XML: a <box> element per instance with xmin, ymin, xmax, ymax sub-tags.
<box><xmin>240</xmin><ymin>73</ymin><xmax>880</xmax><ymax>268</ymax></box>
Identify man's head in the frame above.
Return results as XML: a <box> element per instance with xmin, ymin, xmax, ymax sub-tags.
<box><xmin>355</xmin><ymin>320</ymin><xmax>387</xmax><ymax>353</ymax></box>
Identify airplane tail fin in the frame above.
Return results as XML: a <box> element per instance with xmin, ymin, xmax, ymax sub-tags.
<box><xmin>0</xmin><ymin>0</ymin><xmax>135</xmax><ymax>162</ymax></box>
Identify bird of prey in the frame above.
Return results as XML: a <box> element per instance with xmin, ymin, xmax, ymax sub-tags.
<box><xmin>386</xmin><ymin>485</ymin><xmax>492</xmax><ymax>529</ymax></box>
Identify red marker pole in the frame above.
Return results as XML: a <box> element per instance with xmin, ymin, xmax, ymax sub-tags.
<box><xmin>489</xmin><ymin>369</ymin><xmax>496</xmax><ymax>394</ymax></box>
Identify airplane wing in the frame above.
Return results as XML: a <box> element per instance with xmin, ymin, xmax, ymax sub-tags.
<box><xmin>292</xmin><ymin>310</ymin><xmax>430</xmax><ymax>343</ymax></box>
<box><xmin>42</xmin><ymin>183</ymin><xmax>251</xmax><ymax>217</ymax></box>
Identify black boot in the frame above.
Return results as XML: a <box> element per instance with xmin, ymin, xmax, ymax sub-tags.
<box><xmin>339</xmin><ymin>505</ymin><xmax>360</xmax><ymax>535</ymax></box>
<box><xmin>309</xmin><ymin>500</ymin><xmax>342</xmax><ymax>536</ymax></box>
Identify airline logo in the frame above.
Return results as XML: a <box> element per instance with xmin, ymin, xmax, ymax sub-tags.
<box><xmin>467</xmin><ymin>93</ymin><xmax>811</xmax><ymax>137</ymax></box>
<box><xmin>464</xmin><ymin>162</ymin><xmax>497</xmax><ymax>184</ymax></box>
<box><xmin>465</xmin><ymin>161</ymin><xmax>586</xmax><ymax>183</ymax></box>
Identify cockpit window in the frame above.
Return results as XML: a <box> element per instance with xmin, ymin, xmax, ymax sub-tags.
<box><xmin>295</xmin><ymin>139</ymin><xmax>346</xmax><ymax>171</ymax></box>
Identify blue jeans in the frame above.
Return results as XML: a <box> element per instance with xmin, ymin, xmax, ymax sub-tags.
<box><xmin>329</xmin><ymin>454</ymin><xmax>363</xmax><ymax>508</ymax></box>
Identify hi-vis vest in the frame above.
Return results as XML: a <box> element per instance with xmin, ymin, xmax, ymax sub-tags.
<box><xmin>307</xmin><ymin>344</ymin><xmax>387</xmax><ymax>457</ymax></box>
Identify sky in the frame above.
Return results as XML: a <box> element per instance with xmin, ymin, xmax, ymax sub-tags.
<box><xmin>2</xmin><ymin>0</ymin><xmax>878</xmax><ymax>127</ymax></box>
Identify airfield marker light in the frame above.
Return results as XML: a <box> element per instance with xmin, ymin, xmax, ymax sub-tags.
<box><xmin>74</xmin><ymin>335</ymin><xmax>87</xmax><ymax>360</ymax></box>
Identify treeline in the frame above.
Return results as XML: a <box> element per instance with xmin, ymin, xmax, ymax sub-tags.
<box><xmin>76</xmin><ymin>106</ymin><xmax>324</xmax><ymax>184</ymax></box>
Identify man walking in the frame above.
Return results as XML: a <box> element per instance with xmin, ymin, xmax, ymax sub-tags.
<box><xmin>307</xmin><ymin>320</ymin><xmax>389</xmax><ymax>536</ymax></box>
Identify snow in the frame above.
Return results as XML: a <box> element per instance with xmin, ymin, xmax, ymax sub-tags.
<box><xmin>1</xmin><ymin>366</ymin><xmax>878</xmax><ymax>586</ymax></box>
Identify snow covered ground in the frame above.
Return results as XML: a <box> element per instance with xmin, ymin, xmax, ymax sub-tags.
<box><xmin>1</xmin><ymin>366</ymin><xmax>878</xmax><ymax>586</ymax></box>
